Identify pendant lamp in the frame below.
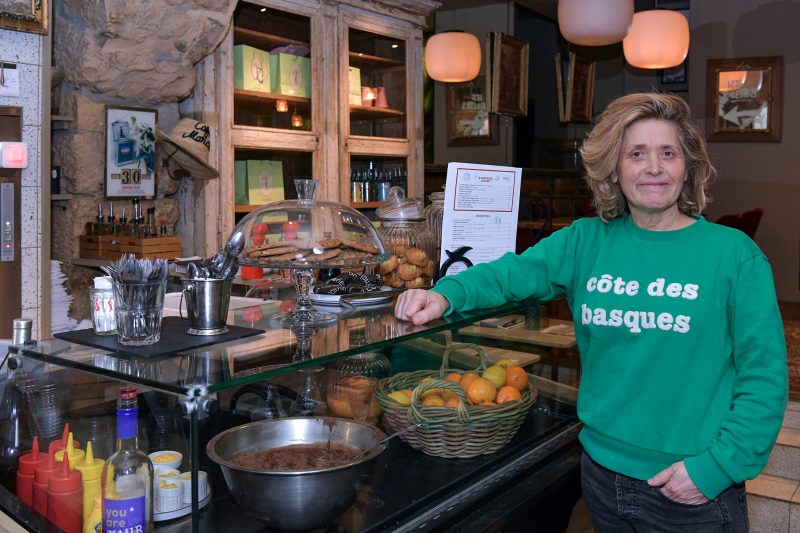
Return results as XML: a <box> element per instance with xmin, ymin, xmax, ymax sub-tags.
<box><xmin>623</xmin><ymin>10</ymin><xmax>690</xmax><ymax>69</ymax></box>
<box><xmin>425</xmin><ymin>31</ymin><xmax>481</xmax><ymax>83</ymax></box>
<box><xmin>558</xmin><ymin>0</ymin><xmax>634</xmax><ymax>46</ymax></box>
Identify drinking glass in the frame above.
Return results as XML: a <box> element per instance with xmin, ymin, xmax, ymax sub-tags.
<box><xmin>113</xmin><ymin>279</ymin><xmax>167</xmax><ymax>345</ymax></box>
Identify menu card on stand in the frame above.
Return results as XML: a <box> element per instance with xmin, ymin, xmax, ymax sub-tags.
<box><xmin>439</xmin><ymin>162</ymin><xmax>522</xmax><ymax>276</ymax></box>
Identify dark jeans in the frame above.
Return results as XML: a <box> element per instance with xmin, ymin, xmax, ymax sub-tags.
<box><xmin>580</xmin><ymin>452</ymin><xmax>749</xmax><ymax>533</ymax></box>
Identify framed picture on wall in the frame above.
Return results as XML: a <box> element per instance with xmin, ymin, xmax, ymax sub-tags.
<box><xmin>446</xmin><ymin>76</ymin><xmax>499</xmax><ymax>146</ymax></box>
<box><xmin>555</xmin><ymin>52</ymin><xmax>595</xmax><ymax>123</ymax></box>
<box><xmin>0</xmin><ymin>0</ymin><xmax>47</xmax><ymax>34</ymax></box>
<box><xmin>104</xmin><ymin>106</ymin><xmax>158</xmax><ymax>198</ymax></box>
<box><xmin>706</xmin><ymin>56</ymin><xmax>782</xmax><ymax>142</ymax></box>
<box><xmin>487</xmin><ymin>33</ymin><xmax>529</xmax><ymax>117</ymax></box>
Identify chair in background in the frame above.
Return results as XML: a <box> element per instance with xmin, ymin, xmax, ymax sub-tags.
<box><xmin>715</xmin><ymin>208</ymin><xmax>764</xmax><ymax>239</ymax></box>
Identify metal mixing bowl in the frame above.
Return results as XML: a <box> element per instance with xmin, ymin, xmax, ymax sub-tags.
<box><xmin>206</xmin><ymin>416</ymin><xmax>386</xmax><ymax>530</ymax></box>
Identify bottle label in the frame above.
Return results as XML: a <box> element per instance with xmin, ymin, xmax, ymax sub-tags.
<box><xmin>103</xmin><ymin>496</ymin><xmax>146</xmax><ymax>533</ymax></box>
<box><xmin>117</xmin><ymin>408</ymin><xmax>138</xmax><ymax>440</ymax></box>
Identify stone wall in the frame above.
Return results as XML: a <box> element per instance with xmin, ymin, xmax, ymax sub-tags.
<box><xmin>51</xmin><ymin>0</ymin><xmax>235</xmax><ymax>319</ymax></box>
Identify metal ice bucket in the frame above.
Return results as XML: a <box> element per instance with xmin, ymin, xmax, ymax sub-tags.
<box><xmin>180</xmin><ymin>277</ymin><xmax>233</xmax><ymax>335</ymax></box>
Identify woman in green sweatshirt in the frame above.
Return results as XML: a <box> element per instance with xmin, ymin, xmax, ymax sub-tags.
<box><xmin>395</xmin><ymin>92</ymin><xmax>787</xmax><ymax>532</ymax></box>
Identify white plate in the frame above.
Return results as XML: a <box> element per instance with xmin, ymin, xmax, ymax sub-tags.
<box><xmin>309</xmin><ymin>286</ymin><xmax>393</xmax><ymax>307</ymax></box>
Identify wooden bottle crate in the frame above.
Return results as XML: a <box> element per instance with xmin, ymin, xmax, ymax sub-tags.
<box><xmin>79</xmin><ymin>235</ymin><xmax>182</xmax><ymax>260</ymax></box>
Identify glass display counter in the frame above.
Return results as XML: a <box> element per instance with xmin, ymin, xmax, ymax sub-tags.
<box><xmin>3</xmin><ymin>295</ymin><xmax>581</xmax><ymax>532</ymax></box>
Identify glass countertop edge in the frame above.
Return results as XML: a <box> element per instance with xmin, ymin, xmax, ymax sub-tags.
<box><xmin>10</xmin><ymin>297</ymin><xmax>546</xmax><ymax>397</ymax></box>
<box><xmin>8</xmin><ymin>344</ymin><xmax>197</xmax><ymax>397</ymax></box>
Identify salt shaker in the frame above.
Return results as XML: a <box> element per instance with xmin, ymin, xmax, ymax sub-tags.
<box><xmin>90</xmin><ymin>276</ymin><xmax>116</xmax><ymax>335</ymax></box>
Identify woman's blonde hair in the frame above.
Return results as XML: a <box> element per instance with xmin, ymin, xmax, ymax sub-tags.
<box><xmin>580</xmin><ymin>92</ymin><xmax>715</xmax><ymax>221</ymax></box>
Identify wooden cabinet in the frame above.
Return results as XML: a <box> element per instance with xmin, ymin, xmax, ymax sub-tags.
<box><xmin>198</xmin><ymin>0</ymin><xmax>435</xmax><ymax>255</ymax></box>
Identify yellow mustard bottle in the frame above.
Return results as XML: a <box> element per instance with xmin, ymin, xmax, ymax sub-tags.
<box><xmin>75</xmin><ymin>442</ymin><xmax>105</xmax><ymax>521</ymax></box>
<box><xmin>84</xmin><ymin>494</ymin><xmax>102</xmax><ymax>533</ymax></box>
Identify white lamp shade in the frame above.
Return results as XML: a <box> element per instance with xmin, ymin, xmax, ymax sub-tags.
<box><xmin>425</xmin><ymin>31</ymin><xmax>482</xmax><ymax>82</ymax></box>
<box><xmin>623</xmin><ymin>10</ymin><xmax>690</xmax><ymax>69</ymax></box>
<box><xmin>558</xmin><ymin>0</ymin><xmax>634</xmax><ymax>46</ymax></box>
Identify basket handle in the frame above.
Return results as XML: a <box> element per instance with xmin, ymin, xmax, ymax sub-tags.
<box><xmin>407</xmin><ymin>378</ymin><xmax>471</xmax><ymax>425</ymax></box>
<box><xmin>440</xmin><ymin>343</ymin><xmax>490</xmax><ymax>377</ymax></box>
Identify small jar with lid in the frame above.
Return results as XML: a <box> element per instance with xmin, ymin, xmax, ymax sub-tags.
<box><xmin>421</xmin><ymin>190</ymin><xmax>445</xmax><ymax>265</ymax></box>
<box><xmin>376</xmin><ymin>187</ymin><xmax>436</xmax><ymax>289</ymax></box>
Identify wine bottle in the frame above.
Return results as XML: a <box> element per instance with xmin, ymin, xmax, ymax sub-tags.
<box><xmin>101</xmin><ymin>386</ymin><xmax>154</xmax><ymax>533</ymax></box>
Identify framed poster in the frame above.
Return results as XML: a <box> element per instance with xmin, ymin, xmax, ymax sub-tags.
<box><xmin>489</xmin><ymin>33</ymin><xmax>529</xmax><ymax>117</ymax></box>
<box><xmin>706</xmin><ymin>56</ymin><xmax>782</xmax><ymax>142</ymax></box>
<box><xmin>0</xmin><ymin>0</ymin><xmax>47</xmax><ymax>34</ymax></box>
<box><xmin>555</xmin><ymin>52</ymin><xmax>595</xmax><ymax>123</ymax></box>
<box><xmin>446</xmin><ymin>76</ymin><xmax>499</xmax><ymax>146</ymax></box>
<box><xmin>105</xmin><ymin>106</ymin><xmax>157</xmax><ymax>198</ymax></box>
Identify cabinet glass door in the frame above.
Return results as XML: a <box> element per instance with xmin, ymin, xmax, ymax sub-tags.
<box><xmin>233</xmin><ymin>2</ymin><xmax>312</xmax><ymax>131</ymax></box>
<box><xmin>348</xmin><ymin>28</ymin><xmax>407</xmax><ymax>139</ymax></box>
<box><xmin>348</xmin><ymin>155</ymin><xmax>408</xmax><ymax>210</ymax></box>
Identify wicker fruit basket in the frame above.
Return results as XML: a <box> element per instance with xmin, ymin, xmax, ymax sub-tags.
<box><xmin>374</xmin><ymin>343</ymin><xmax>537</xmax><ymax>458</ymax></box>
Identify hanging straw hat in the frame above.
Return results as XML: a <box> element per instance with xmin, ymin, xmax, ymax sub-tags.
<box><xmin>156</xmin><ymin>118</ymin><xmax>219</xmax><ymax>179</ymax></box>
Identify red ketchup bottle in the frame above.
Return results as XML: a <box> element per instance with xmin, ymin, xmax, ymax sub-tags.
<box><xmin>16</xmin><ymin>436</ymin><xmax>47</xmax><ymax>506</ymax></box>
<box><xmin>50</xmin><ymin>423</ymin><xmax>80</xmax><ymax>454</ymax></box>
<box><xmin>32</xmin><ymin>448</ymin><xmax>58</xmax><ymax>516</ymax></box>
<box><xmin>47</xmin><ymin>454</ymin><xmax>82</xmax><ymax>533</ymax></box>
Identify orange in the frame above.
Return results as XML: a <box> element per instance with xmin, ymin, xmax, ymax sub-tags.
<box><xmin>445</xmin><ymin>373</ymin><xmax>462</xmax><ymax>384</ymax></box>
<box><xmin>466</xmin><ymin>377</ymin><xmax>496</xmax><ymax>405</ymax></box>
<box><xmin>422</xmin><ymin>395</ymin><xmax>446</xmax><ymax>407</ymax></box>
<box><xmin>496</xmin><ymin>385</ymin><xmax>522</xmax><ymax>403</ymax></box>
<box><xmin>505</xmin><ymin>365</ymin><xmax>528</xmax><ymax>391</ymax></box>
<box><xmin>444</xmin><ymin>396</ymin><xmax>461</xmax><ymax>408</ymax></box>
<box><xmin>459</xmin><ymin>372</ymin><xmax>479</xmax><ymax>391</ymax></box>
<box><xmin>479</xmin><ymin>401</ymin><xmax>496</xmax><ymax>406</ymax></box>
<box><xmin>400</xmin><ymin>389</ymin><xmax>414</xmax><ymax>400</ymax></box>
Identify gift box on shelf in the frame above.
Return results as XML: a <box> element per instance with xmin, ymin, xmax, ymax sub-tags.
<box><xmin>235</xmin><ymin>160</ymin><xmax>249</xmax><ymax>205</ymax></box>
<box><xmin>269</xmin><ymin>53</ymin><xmax>310</xmax><ymax>97</ymax></box>
<box><xmin>246</xmin><ymin>160</ymin><xmax>285</xmax><ymax>206</ymax></box>
<box><xmin>234</xmin><ymin>44</ymin><xmax>271</xmax><ymax>93</ymax></box>
<box><xmin>348</xmin><ymin>66</ymin><xmax>362</xmax><ymax>106</ymax></box>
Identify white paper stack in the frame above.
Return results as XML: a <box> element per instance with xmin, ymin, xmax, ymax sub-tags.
<box><xmin>51</xmin><ymin>260</ymin><xmax>80</xmax><ymax>334</ymax></box>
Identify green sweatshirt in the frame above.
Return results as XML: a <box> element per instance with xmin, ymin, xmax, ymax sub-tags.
<box><xmin>433</xmin><ymin>215</ymin><xmax>787</xmax><ymax>498</ymax></box>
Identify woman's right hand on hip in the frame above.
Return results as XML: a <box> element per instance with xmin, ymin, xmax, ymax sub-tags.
<box><xmin>394</xmin><ymin>289</ymin><xmax>449</xmax><ymax>325</ymax></box>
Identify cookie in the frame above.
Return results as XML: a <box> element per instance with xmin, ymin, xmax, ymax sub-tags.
<box><xmin>249</xmin><ymin>246</ymin><xmax>298</xmax><ymax>258</ymax></box>
<box><xmin>292</xmin><ymin>238</ymin><xmax>342</xmax><ymax>250</ymax></box>
<box><xmin>342</xmin><ymin>239</ymin><xmax>380</xmax><ymax>255</ymax></box>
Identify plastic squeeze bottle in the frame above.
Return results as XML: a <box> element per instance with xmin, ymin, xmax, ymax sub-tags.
<box><xmin>74</xmin><ymin>441</ymin><xmax>104</xmax><ymax>521</ymax></box>
<box><xmin>50</xmin><ymin>423</ymin><xmax>81</xmax><ymax>454</ymax></box>
<box><xmin>84</xmin><ymin>494</ymin><xmax>102</xmax><ymax>533</ymax></box>
<box><xmin>55</xmin><ymin>432</ymin><xmax>85</xmax><ymax>468</ymax></box>
<box><xmin>17</xmin><ymin>436</ymin><xmax>47</xmax><ymax>506</ymax></box>
<box><xmin>47</xmin><ymin>454</ymin><xmax>83</xmax><ymax>533</ymax></box>
<box><xmin>32</xmin><ymin>448</ymin><xmax>58</xmax><ymax>515</ymax></box>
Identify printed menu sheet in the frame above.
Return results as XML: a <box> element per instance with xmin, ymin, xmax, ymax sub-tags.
<box><xmin>439</xmin><ymin>162</ymin><xmax>522</xmax><ymax>276</ymax></box>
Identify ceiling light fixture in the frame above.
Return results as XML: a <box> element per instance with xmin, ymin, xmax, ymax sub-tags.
<box><xmin>558</xmin><ymin>0</ymin><xmax>634</xmax><ymax>46</ymax></box>
<box><xmin>425</xmin><ymin>7</ymin><xmax>481</xmax><ymax>83</ymax></box>
<box><xmin>623</xmin><ymin>10</ymin><xmax>689</xmax><ymax>69</ymax></box>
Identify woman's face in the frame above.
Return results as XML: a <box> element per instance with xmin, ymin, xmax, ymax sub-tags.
<box><xmin>615</xmin><ymin>118</ymin><xmax>687</xmax><ymax>223</ymax></box>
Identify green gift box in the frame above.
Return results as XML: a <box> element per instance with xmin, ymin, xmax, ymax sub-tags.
<box><xmin>247</xmin><ymin>160</ymin><xmax>285</xmax><ymax>206</ymax></box>
<box><xmin>234</xmin><ymin>44</ymin><xmax>271</xmax><ymax>93</ymax></box>
<box><xmin>269</xmin><ymin>53</ymin><xmax>311</xmax><ymax>97</ymax></box>
<box><xmin>235</xmin><ymin>160</ymin><xmax>249</xmax><ymax>205</ymax></box>
<box><xmin>348</xmin><ymin>66</ymin><xmax>362</xmax><ymax>106</ymax></box>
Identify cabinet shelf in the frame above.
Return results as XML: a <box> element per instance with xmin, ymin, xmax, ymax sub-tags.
<box><xmin>351</xmin><ymin>201</ymin><xmax>387</xmax><ymax>209</ymax></box>
<box><xmin>350</xmin><ymin>105</ymin><xmax>405</xmax><ymax>120</ymax></box>
<box><xmin>234</xmin><ymin>88</ymin><xmax>310</xmax><ymax>107</ymax></box>
<box><xmin>349</xmin><ymin>51</ymin><xmax>403</xmax><ymax>69</ymax></box>
<box><xmin>233</xmin><ymin>26</ymin><xmax>308</xmax><ymax>51</ymax></box>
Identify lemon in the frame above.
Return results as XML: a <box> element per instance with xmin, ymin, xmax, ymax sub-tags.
<box><xmin>389</xmin><ymin>391</ymin><xmax>411</xmax><ymax>404</ymax></box>
<box><xmin>482</xmin><ymin>365</ymin><xmax>507</xmax><ymax>389</ymax></box>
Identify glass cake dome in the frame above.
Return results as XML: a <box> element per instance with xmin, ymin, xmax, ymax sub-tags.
<box><xmin>235</xmin><ymin>179</ymin><xmax>387</xmax><ymax>269</ymax></box>
<box><xmin>233</xmin><ymin>179</ymin><xmax>387</xmax><ymax>326</ymax></box>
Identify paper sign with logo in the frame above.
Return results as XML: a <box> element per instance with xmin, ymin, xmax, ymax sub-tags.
<box><xmin>438</xmin><ymin>162</ymin><xmax>522</xmax><ymax>276</ymax></box>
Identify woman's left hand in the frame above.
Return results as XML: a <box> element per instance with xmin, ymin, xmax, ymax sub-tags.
<box><xmin>647</xmin><ymin>461</ymin><xmax>710</xmax><ymax>505</ymax></box>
